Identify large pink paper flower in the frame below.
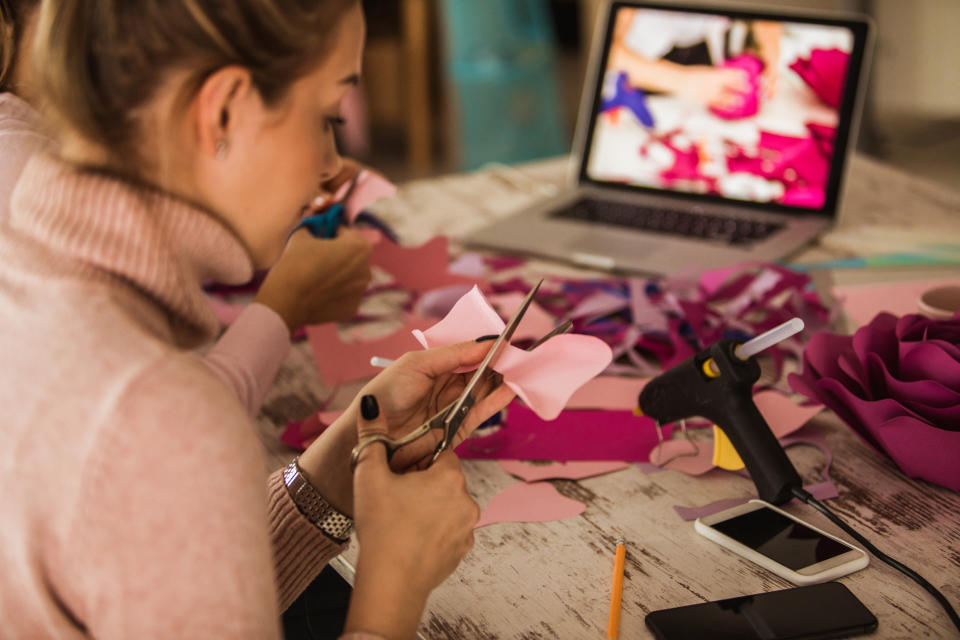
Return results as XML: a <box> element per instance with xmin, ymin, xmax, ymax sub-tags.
<box><xmin>789</xmin><ymin>312</ymin><xmax>960</xmax><ymax>491</ymax></box>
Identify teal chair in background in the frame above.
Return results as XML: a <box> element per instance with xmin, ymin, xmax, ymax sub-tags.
<box><xmin>438</xmin><ymin>0</ymin><xmax>568</xmax><ymax>170</ymax></box>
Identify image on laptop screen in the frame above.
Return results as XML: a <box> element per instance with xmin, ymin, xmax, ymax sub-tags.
<box><xmin>585</xmin><ymin>6</ymin><xmax>858</xmax><ymax>211</ymax></box>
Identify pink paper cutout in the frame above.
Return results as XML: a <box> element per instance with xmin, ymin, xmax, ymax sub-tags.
<box><xmin>833</xmin><ymin>278</ymin><xmax>960</xmax><ymax>328</ymax></box>
<box><xmin>448</xmin><ymin>252</ymin><xmax>487</xmax><ymax>277</ymax></box>
<box><xmin>475</xmin><ymin>482</ymin><xmax>586</xmax><ymax>528</ymax></box>
<box><xmin>457</xmin><ymin>402</ymin><xmax>668</xmax><ymax>462</ymax></box>
<box><xmin>754</xmin><ymin>390</ymin><xmax>824</xmax><ymax>438</ymax></box>
<box><xmin>343</xmin><ymin>169</ymin><xmax>397</xmax><ymax>223</ymax></box>
<box><xmin>672</xmin><ymin>433</ymin><xmax>839</xmax><ymax>520</ymax></box>
<box><xmin>487</xmin><ymin>293</ymin><xmax>556</xmax><ymax>342</ymax></box>
<box><xmin>280</xmin><ymin>410</ymin><xmax>344</xmax><ymax>450</ymax></box>
<box><xmin>370</xmin><ymin>236</ymin><xmax>484</xmax><ymax>293</ymax></box>
<box><xmin>414</xmin><ymin>284</ymin><xmax>475</xmax><ymax>319</ymax></box>
<box><xmin>645</xmin><ymin>391</ymin><xmax>823</xmax><ymax>476</ymax></box>
<box><xmin>414</xmin><ymin>286</ymin><xmax>613</xmax><ymax>420</ymax></box>
<box><xmin>498</xmin><ymin>460</ymin><xmax>629</xmax><ymax>482</ymax></box>
<box><xmin>569</xmin><ymin>291</ymin><xmax>628</xmax><ymax>320</ymax></box>
<box><xmin>413</xmin><ymin>285</ymin><xmax>504</xmax><ymax>347</ymax></box>
<box><xmin>652</xmin><ymin>439</ymin><xmax>716</xmax><ymax>475</ymax></box>
<box><xmin>566</xmin><ymin>376</ymin><xmax>649</xmax><ymax>410</ymax></box>
<box><xmin>306</xmin><ymin>315</ymin><xmax>434</xmax><ymax>386</ymax></box>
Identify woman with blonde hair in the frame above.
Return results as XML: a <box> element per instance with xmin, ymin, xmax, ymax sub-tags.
<box><xmin>0</xmin><ymin>1</ymin><xmax>512</xmax><ymax>638</ymax></box>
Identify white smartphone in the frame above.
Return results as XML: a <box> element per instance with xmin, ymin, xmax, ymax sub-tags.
<box><xmin>695</xmin><ymin>499</ymin><xmax>868</xmax><ymax>585</ymax></box>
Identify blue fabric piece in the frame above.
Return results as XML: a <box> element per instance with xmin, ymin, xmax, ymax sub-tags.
<box><xmin>601</xmin><ymin>72</ymin><xmax>654</xmax><ymax>128</ymax></box>
<box><xmin>293</xmin><ymin>204</ymin><xmax>344</xmax><ymax>239</ymax></box>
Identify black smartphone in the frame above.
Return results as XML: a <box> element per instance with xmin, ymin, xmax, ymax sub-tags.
<box><xmin>645</xmin><ymin>582</ymin><xmax>877</xmax><ymax>640</ymax></box>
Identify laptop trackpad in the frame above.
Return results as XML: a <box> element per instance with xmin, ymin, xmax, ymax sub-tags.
<box><xmin>566</xmin><ymin>232</ymin><xmax>663</xmax><ymax>269</ymax></box>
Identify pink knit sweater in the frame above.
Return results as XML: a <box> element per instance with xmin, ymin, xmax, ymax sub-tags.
<box><xmin>0</xmin><ymin>152</ymin><xmax>371</xmax><ymax>637</ymax></box>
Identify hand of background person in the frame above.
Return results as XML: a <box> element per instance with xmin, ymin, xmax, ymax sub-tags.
<box><xmin>343</xmin><ymin>397</ymin><xmax>480</xmax><ymax>638</ymax></box>
<box><xmin>253</xmin><ymin>227</ymin><xmax>371</xmax><ymax>334</ymax></box>
<box><xmin>673</xmin><ymin>65</ymin><xmax>749</xmax><ymax>109</ymax></box>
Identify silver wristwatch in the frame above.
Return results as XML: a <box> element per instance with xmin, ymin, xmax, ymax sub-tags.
<box><xmin>283</xmin><ymin>458</ymin><xmax>353</xmax><ymax>542</ymax></box>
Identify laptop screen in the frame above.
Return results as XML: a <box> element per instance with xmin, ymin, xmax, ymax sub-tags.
<box><xmin>581</xmin><ymin>3</ymin><xmax>869</xmax><ymax>215</ymax></box>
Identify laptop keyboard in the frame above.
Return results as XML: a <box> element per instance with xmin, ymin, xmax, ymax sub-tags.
<box><xmin>553</xmin><ymin>198</ymin><xmax>783</xmax><ymax>246</ymax></box>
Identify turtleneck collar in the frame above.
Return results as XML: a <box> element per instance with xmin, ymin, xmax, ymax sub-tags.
<box><xmin>9</xmin><ymin>152</ymin><xmax>254</xmax><ymax>344</ymax></box>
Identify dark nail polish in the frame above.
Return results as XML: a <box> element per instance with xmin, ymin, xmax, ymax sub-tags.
<box><xmin>476</xmin><ymin>334</ymin><xmax>499</xmax><ymax>342</ymax></box>
<box><xmin>360</xmin><ymin>394</ymin><xmax>379</xmax><ymax>420</ymax></box>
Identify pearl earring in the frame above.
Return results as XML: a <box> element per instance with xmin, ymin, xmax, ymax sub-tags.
<box><xmin>215</xmin><ymin>139</ymin><xmax>229</xmax><ymax>159</ymax></box>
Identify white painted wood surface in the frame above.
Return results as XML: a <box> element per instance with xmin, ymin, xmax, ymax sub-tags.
<box><xmin>257</xmin><ymin>153</ymin><xmax>960</xmax><ymax>639</ymax></box>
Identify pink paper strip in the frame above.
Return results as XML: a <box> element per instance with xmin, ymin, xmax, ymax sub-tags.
<box><xmin>457</xmin><ymin>402</ymin><xmax>669</xmax><ymax>462</ymax></box>
<box><xmin>306</xmin><ymin>315</ymin><xmax>434</xmax><ymax>386</ymax></box>
<box><xmin>671</xmin><ymin>433</ymin><xmax>838</xmax><ymax>520</ymax></box>
<box><xmin>833</xmin><ymin>277</ymin><xmax>960</xmax><ymax>328</ymax></box>
<box><xmin>370</xmin><ymin>236</ymin><xmax>484</xmax><ymax>292</ymax></box>
<box><xmin>498</xmin><ymin>460</ymin><xmax>629</xmax><ymax>482</ymax></box>
<box><xmin>566</xmin><ymin>376</ymin><xmax>649</xmax><ymax>410</ymax></box>
<box><xmin>475</xmin><ymin>482</ymin><xmax>586</xmax><ymax>528</ymax></box>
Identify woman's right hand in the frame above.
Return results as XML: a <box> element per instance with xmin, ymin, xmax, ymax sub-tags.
<box><xmin>344</xmin><ymin>395</ymin><xmax>480</xmax><ymax>639</ymax></box>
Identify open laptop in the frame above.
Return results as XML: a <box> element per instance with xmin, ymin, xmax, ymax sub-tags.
<box><xmin>465</xmin><ymin>1</ymin><xmax>872</xmax><ymax>274</ymax></box>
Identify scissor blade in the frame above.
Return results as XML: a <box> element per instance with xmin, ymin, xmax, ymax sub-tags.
<box><xmin>437</xmin><ymin>279</ymin><xmax>544</xmax><ymax>449</ymax></box>
<box><xmin>526</xmin><ymin>319</ymin><xmax>572</xmax><ymax>351</ymax></box>
<box><xmin>466</xmin><ymin>278</ymin><xmax>542</xmax><ymax>390</ymax></box>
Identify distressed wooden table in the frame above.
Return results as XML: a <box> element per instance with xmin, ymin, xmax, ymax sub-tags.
<box><xmin>256</xmin><ymin>154</ymin><xmax>960</xmax><ymax>639</ymax></box>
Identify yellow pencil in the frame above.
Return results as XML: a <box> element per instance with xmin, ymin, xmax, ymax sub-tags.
<box><xmin>607</xmin><ymin>537</ymin><xmax>626</xmax><ymax>639</ymax></box>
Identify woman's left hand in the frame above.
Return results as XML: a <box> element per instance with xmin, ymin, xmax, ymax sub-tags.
<box><xmin>296</xmin><ymin>340</ymin><xmax>516</xmax><ymax>516</ymax></box>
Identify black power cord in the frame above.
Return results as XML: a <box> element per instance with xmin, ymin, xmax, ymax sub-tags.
<box><xmin>791</xmin><ymin>486</ymin><xmax>960</xmax><ymax>635</ymax></box>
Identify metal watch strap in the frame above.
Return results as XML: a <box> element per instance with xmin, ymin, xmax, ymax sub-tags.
<box><xmin>283</xmin><ymin>458</ymin><xmax>353</xmax><ymax>542</ymax></box>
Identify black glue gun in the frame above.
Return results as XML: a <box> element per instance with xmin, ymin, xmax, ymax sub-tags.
<box><xmin>637</xmin><ymin>319</ymin><xmax>805</xmax><ymax>505</ymax></box>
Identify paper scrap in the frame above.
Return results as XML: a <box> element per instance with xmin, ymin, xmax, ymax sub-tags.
<box><xmin>754</xmin><ymin>390</ymin><xmax>824</xmax><ymax>438</ymax></box>
<box><xmin>458</xmin><ymin>402</ymin><xmax>668</xmax><ymax>462</ymax></box>
<box><xmin>566</xmin><ymin>376</ymin><xmax>649</xmax><ymax>411</ymax></box>
<box><xmin>280</xmin><ymin>410</ymin><xmax>344</xmax><ymax>450</ymax></box>
<box><xmin>487</xmin><ymin>292</ymin><xmax>557</xmax><ymax>342</ymax></box>
<box><xmin>306</xmin><ymin>315</ymin><xmax>434</xmax><ymax>386</ymax></box>
<box><xmin>647</xmin><ymin>438</ymin><xmax>715</xmax><ymax>475</ymax></box>
<box><xmin>646</xmin><ymin>391</ymin><xmax>823</xmax><ymax>476</ymax></box>
<box><xmin>498</xmin><ymin>460</ymin><xmax>629</xmax><ymax>482</ymax></box>
<box><xmin>672</xmin><ymin>433</ymin><xmax>839</xmax><ymax>521</ymax></box>
<box><xmin>475</xmin><ymin>482</ymin><xmax>586</xmax><ymax>528</ymax></box>
<box><xmin>370</xmin><ymin>236</ymin><xmax>484</xmax><ymax>292</ymax></box>
<box><xmin>343</xmin><ymin>169</ymin><xmax>397</xmax><ymax>222</ymax></box>
<box><xmin>833</xmin><ymin>277</ymin><xmax>960</xmax><ymax>327</ymax></box>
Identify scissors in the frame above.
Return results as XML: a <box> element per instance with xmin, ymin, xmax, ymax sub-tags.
<box><xmin>349</xmin><ymin>280</ymin><xmax>557</xmax><ymax>471</ymax></box>
<box><xmin>292</xmin><ymin>172</ymin><xmax>362</xmax><ymax>239</ymax></box>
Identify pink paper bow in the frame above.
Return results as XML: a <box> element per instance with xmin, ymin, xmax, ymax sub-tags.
<box><xmin>412</xmin><ymin>286</ymin><xmax>613</xmax><ymax>420</ymax></box>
